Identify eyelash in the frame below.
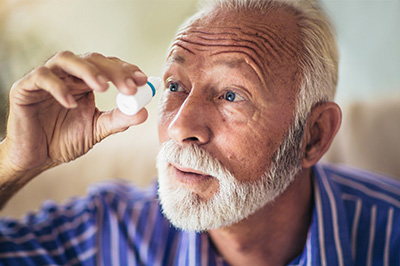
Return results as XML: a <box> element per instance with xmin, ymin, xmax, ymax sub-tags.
<box><xmin>219</xmin><ymin>90</ymin><xmax>245</xmax><ymax>102</ymax></box>
<box><xmin>167</xmin><ymin>82</ymin><xmax>183</xmax><ymax>92</ymax></box>
<box><xmin>166</xmin><ymin>81</ymin><xmax>246</xmax><ymax>102</ymax></box>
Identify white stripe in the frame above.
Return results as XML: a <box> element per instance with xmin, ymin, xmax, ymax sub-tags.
<box><xmin>59</xmin><ymin>225</ymin><xmax>97</xmax><ymax>252</ymax></box>
<box><xmin>178</xmin><ymin>233</ymin><xmax>189</xmax><ymax>266</ymax></box>
<box><xmin>341</xmin><ymin>194</ymin><xmax>358</xmax><ymax>201</ymax></box>
<box><xmin>66</xmin><ymin>246</ymin><xmax>97</xmax><ymax>266</ymax></box>
<box><xmin>189</xmin><ymin>231</ymin><xmax>196</xmax><ymax>266</ymax></box>
<box><xmin>106</xmin><ymin>193</ymin><xmax>120</xmax><ymax>266</ymax></box>
<box><xmin>336</xmin><ymin>166</ymin><xmax>400</xmax><ymax>196</ymax></box>
<box><xmin>332</xmin><ymin>175</ymin><xmax>400</xmax><ymax>208</ymax></box>
<box><xmin>139</xmin><ymin>202</ymin><xmax>158</xmax><ymax>264</ymax></box>
<box><xmin>201</xmin><ymin>233</ymin><xmax>209</xmax><ymax>266</ymax></box>
<box><xmin>320</xmin><ymin>168</ymin><xmax>344</xmax><ymax>266</ymax></box>
<box><xmin>0</xmin><ymin>247</ymin><xmax>48</xmax><ymax>258</ymax></box>
<box><xmin>384</xmin><ymin>208</ymin><xmax>394</xmax><ymax>266</ymax></box>
<box><xmin>167</xmin><ymin>230</ymin><xmax>181</xmax><ymax>266</ymax></box>
<box><xmin>21</xmin><ymin>198</ymin><xmax>95</xmax><ymax>234</ymax></box>
<box><xmin>314</xmin><ymin>176</ymin><xmax>327</xmax><ymax>266</ymax></box>
<box><xmin>0</xmin><ymin>225</ymin><xmax>97</xmax><ymax>258</ymax></box>
<box><xmin>367</xmin><ymin>205</ymin><xmax>377</xmax><ymax>266</ymax></box>
<box><xmin>351</xmin><ymin>198</ymin><xmax>362</xmax><ymax>260</ymax></box>
<box><xmin>154</xmin><ymin>215</ymin><xmax>168</xmax><ymax>266</ymax></box>
<box><xmin>95</xmin><ymin>195</ymin><xmax>105</xmax><ymax>266</ymax></box>
<box><xmin>127</xmin><ymin>201</ymin><xmax>144</xmax><ymax>266</ymax></box>
<box><xmin>0</xmin><ymin>210</ymin><xmax>93</xmax><ymax>245</ymax></box>
<box><xmin>0</xmin><ymin>213</ymin><xmax>92</xmax><ymax>245</ymax></box>
<box><xmin>117</xmin><ymin>199</ymin><xmax>129</xmax><ymax>264</ymax></box>
<box><xmin>306</xmin><ymin>230</ymin><xmax>312</xmax><ymax>266</ymax></box>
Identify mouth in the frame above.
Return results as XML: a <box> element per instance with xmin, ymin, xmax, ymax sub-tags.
<box><xmin>170</xmin><ymin>163</ymin><xmax>213</xmax><ymax>185</ymax></box>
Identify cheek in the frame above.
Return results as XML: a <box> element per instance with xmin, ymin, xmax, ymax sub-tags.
<box><xmin>214</xmin><ymin>109</ymin><xmax>290</xmax><ymax>181</ymax></box>
<box><xmin>212</xmin><ymin>122</ymin><xmax>277</xmax><ymax>181</ymax></box>
<box><xmin>158</xmin><ymin>93</ymin><xmax>180</xmax><ymax>143</ymax></box>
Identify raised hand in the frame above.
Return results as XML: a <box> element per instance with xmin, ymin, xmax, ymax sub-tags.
<box><xmin>1</xmin><ymin>51</ymin><xmax>149</xmax><ymax>175</ymax></box>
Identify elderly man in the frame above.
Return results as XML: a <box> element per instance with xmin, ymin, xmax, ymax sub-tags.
<box><xmin>0</xmin><ymin>0</ymin><xmax>399</xmax><ymax>265</ymax></box>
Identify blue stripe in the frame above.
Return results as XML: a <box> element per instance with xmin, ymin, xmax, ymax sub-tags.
<box><xmin>147</xmin><ymin>81</ymin><xmax>156</xmax><ymax>97</ymax></box>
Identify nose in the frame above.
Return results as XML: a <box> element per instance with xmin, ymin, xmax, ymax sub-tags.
<box><xmin>168</xmin><ymin>95</ymin><xmax>211</xmax><ymax>145</ymax></box>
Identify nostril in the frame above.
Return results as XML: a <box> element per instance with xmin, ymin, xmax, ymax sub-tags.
<box><xmin>184</xmin><ymin>137</ymin><xmax>199</xmax><ymax>142</ymax></box>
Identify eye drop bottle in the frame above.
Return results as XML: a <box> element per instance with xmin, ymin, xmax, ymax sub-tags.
<box><xmin>116</xmin><ymin>76</ymin><xmax>161</xmax><ymax>116</ymax></box>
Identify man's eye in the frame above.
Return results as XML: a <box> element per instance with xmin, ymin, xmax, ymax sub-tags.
<box><xmin>169</xmin><ymin>82</ymin><xmax>180</xmax><ymax>92</ymax></box>
<box><xmin>222</xmin><ymin>91</ymin><xmax>244</xmax><ymax>102</ymax></box>
<box><xmin>224</xmin><ymin>91</ymin><xmax>236</xmax><ymax>102</ymax></box>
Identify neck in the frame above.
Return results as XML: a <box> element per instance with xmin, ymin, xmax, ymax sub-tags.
<box><xmin>208</xmin><ymin>168</ymin><xmax>313</xmax><ymax>266</ymax></box>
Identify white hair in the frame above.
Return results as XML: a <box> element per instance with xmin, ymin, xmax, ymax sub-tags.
<box><xmin>196</xmin><ymin>0</ymin><xmax>339</xmax><ymax>122</ymax></box>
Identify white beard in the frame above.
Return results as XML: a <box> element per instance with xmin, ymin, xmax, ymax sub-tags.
<box><xmin>156</xmin><ymin>119</ymin><xmax>305</xmax><ymax>232</ymax></box>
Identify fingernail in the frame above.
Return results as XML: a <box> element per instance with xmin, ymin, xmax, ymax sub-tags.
<box><xmin>126</xmin><ymin>78</ymin><xmax>136</xmax><ymax>89</ymax></box>
<box><xmin>67</xmin><ymin>94</ymin><xmax>77</xmax><ymax>108</ymax></box>
<box><xmin>133</xmin><ymin>71</ymin><xmax>147</xmax><ymax>80</ymax></box>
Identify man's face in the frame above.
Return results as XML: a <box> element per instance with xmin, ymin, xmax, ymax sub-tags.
<box><xmin>157</xmin><ymin>8</ymin><xmax>303</xmax><ymax>230</ymax></box>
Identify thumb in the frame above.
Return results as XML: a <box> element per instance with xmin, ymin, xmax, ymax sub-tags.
<box><xmin>94</xmin><ymin>107</ymin><xmax>149</xmax><ymax>144</ymax></box>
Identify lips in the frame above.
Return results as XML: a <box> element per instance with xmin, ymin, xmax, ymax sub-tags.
<box><xmin>170</xmin><ymin>163</ymin><xmax>213</xmax><ymax>185</ymax></box>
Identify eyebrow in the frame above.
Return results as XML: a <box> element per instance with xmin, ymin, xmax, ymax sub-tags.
<box><xmin>214</xmin><ymin>58</ymin><xmax>246</xmax><ymax>68</ymax></box>
<box><xmin>169</xmin><ymin>55</ymin><xmax>185</xmax><ymax>64</ymax></box>
<box><xmin>169</xmin><ymin>55</ymin><xmax>245</xmax><ymax>69</ymax></box>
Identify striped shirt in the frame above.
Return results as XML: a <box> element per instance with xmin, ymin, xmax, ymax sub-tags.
<box><xmin>0</xmin><ymin>162</ymin><xmax>399</xmax><ymax>265</ymax></box>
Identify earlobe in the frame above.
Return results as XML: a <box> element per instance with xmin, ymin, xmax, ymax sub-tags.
<box><xmin>302</xmin><ymin>102</ymin><xmax>342</xmax><ymax>168</ymax></box>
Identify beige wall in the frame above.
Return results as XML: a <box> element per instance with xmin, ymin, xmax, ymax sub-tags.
<box><xmin>1</xmin><ymin>0</ymin><xmax>399</xmax><ymax>218</ymax></box>
<box><xmin>0</xmin><ymin>0</ymin><xmax>198</xmax><ymax>217</ymax></box>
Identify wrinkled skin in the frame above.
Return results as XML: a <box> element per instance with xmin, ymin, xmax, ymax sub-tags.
<box><xmin>158</xmin><ymin>7</ymin><xmax>303</xmax><ymax>199</ymax></box>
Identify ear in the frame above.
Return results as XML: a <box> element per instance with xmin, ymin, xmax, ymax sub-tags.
<box><xmin>302</xmin><ymin>102</ymin><xmax>342</xmax><ymax>168</ymax></box>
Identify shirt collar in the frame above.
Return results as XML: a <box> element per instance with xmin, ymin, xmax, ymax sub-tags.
<box><xmin>289</xmin><ymin>164</ymin><xmax>354</xmax><ymax>266</ymax></box>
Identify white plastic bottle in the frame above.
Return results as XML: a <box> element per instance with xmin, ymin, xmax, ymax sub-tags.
<box><xmin>116</xmin><ymin>76</ymin><xmax>161</xmax><ymax>116</ymax></box>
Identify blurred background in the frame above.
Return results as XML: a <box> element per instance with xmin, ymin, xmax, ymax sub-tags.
<box><xmin>0</xmin><ymin>0</ymin><xmax>399</xmax><ymax>217</ymax></box>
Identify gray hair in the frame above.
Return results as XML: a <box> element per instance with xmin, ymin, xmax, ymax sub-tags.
<box><xmin>196</xmin><ymin>0</ymin><xmax>339</xmax><ymax>123</ymax></box>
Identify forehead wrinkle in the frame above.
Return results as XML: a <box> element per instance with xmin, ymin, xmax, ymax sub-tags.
<box><xmin>174</xmin><ymin>29</ymin><xmax>271</xmax><ymax>74</ymax></box>
<box><xmin>174</xmin><ymin>23</ymin><xmax>300</xmax><ymax>72</ymax></box>
<box><xmin>179</xmin><ymin>37</ymin><xmax>270</xmax><ymax>80</ymax></box>
<box><xmin>251</xmin><ymin>25</ymin><xmax>299</xmax><ymax>59</ymax></box>
<box><xmin>187</xmin><ymin>24</ymin><xmax>299</xmax><ymax>62</ymax></box>
<box><xmin>189</xmin><ymin>33</ymin><xmax>280</xmax><ymax>64</ymax></box>
<box><xmin>185</xmin><ymin>27</ymin><xmax>281</xmax><ymax>59</ymax></box>
<box><xmin>211</xmin><ymin>50</ymin><xmax>269</xmax><ymax>91</ymax></box>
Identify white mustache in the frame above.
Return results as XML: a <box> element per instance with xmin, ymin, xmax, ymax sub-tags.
<box><xmin>157</xmin><ymin>140</ymin><xmax>233</xmax><ymax>181</ymax></box>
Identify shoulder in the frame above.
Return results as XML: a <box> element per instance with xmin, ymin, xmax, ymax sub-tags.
<box><xmin>87</xmin><ymin>178</ymin><xmax>159</xmax><ymax>205</ymax></box>
<box><xmin>314</xmin><ymin>162</ymin><xmax>400</xmax><ymax>208</ymax></box>
<box><xmin>314</xmin><ymin>163</ymin><xmax>400</xmax><ymax>263</ymax></box>
<box><xmin>0</xmin><ymin>179</ymin><xmax>159</xmax><ymax>235</ymax></box>
<box><xmin>314</xmin><ymin>162</ymin><xmax>400</xmax><ymax>243</ymax></box>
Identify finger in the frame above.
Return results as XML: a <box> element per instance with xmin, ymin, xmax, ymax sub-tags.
<box><xmin>45</xmin><ymin>51</ymin><xmax>109</xmax><ymax>92</ymax></box>
<box><xmin>108</xmin><ymin>57</ymin><xmax>148</xmax><ymax>88</ymax></box>
<box><xmin>85</xmin><ymin>54</ymin><xmax>147</xmax><ymax>95</ymax></box>
<box><xmin>94</xmin><ymin>108</ymin><xmax>148</xmax><ymax>144</ymax></box>
<box><xmin>14</xmin><ymin>66</ymin><xmax>77</xmax><ymax>108</ymax></box>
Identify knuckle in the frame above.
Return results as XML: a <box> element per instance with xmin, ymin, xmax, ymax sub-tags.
<box><xmin>83</xmin><ymin>52</ymin><xmax>104</xmax><ymax>60</ymax></box>
<box><xmin>32</xmin><ymin>66</ymin><xmax>50</xmax><ymax>79</ymax></box>
<box><xmin>54</xmin><ymin>50</ymin><xmax>74</xmax><ymax>60</ymax></box>
<box><xmin>122</xmin><ymin>62</ymin><xmax>139</xmax><ymax>71</ymax></box>
<box><xmin>107</xmin><ymin>56</ymin><xmax>120</xmax><ymax>61</ymax></box>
